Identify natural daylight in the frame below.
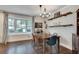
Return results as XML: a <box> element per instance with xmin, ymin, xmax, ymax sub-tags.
<box><xmin>0</xmin><ymin>5</ymin><xmax>79</xmax><ymax>54</ymax></box>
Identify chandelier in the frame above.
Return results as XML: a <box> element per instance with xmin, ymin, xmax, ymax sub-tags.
<box><xmin>39</xmin><ymin>5</ymin><xmax>51</xmax><ymax>18</ymax></box>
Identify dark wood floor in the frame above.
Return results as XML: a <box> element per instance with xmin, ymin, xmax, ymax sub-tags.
<box><xmin>0</xmin><ymin>40</ymin><xmax>72</xmax><ymax>54</ymax></box>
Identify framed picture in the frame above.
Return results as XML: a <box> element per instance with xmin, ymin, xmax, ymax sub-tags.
<box><xmin>35</xmin><ymin>23</ymin><xmax>42</xmax><ymax>28</ymax></box>
<box><xmin>54</xmin><ymin>11</ymin><xmax>60</xmax><ymax>17</ymax></box>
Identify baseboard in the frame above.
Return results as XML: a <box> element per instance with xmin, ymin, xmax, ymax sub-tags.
<box><xmin>60</xmin><ymin>43</ymin><xmax>72</xmax><ymax>50</ymax></box>
<box><xmin>7</xmin><ymin>39</ymin><xmax>32</xmax><ymax>44</ymax></box>
<box><xmin>60</xmin><ymin>45</ymin><xmax>78</xmax><ymax>54</ymax></box>
<box><xmin>60</xmin><ymin>45</ymin><xmax>72</xmax><ymax>54</ymax></box>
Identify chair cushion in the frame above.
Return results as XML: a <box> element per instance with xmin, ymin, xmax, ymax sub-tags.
<box><xmin>47</xmin><ymin>36</ymin><xmax>58</xmax><ymax>46</ymax></box>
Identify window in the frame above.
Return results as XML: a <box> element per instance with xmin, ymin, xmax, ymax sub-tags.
<box><xmin>16</xmin><ymin>19</ymin><xmax>25</xmax><ymax>33</ymax></box>
<box><xmin>8</xmin><ymin>17</ymin><xmax>32</xmax><ymax>34</ymax></box>
<box><xmin>8</xmin><ymin>18</ymin><xmax>15</xmax><ymax>33</ymax></box>
<box><xmin>26</xmin><ymin>20</ymin><xmax>32</xmax><ymax>33</ymax></box>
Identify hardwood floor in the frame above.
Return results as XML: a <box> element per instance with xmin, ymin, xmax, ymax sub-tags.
<box><xmin>0</xmin><ymin>40</ymin><xmax>72</xmax><ymax>54</ymax></box>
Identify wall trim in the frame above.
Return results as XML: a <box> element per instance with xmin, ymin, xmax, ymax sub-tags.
<box><xmin>60</xmin><ymin>43</ymin><xmax>72</xmax><ymax>50</ymax></box>
<box><xmin>7</xmin><ymin>39</ymin><xmax>32</xmax><ymax>44</ymax></box>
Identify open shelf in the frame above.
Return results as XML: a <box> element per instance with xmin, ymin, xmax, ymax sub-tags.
<box><xmin>48</xmin><ymin>12</ymin><xmax>72</xmax><ymax>20</ymax></box>
<box><xmin>48</xmin><ymin>24</ymin><xmax>73</xmax><ymax>27</ymax></box>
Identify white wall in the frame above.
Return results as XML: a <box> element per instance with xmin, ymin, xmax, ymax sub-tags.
<box><xmin>0</xmin><ymin>12</ymin><xmax>5</xmax><ymax>43</ymax></box>
<box><xmin>47</xmin><ymin>5</ymin><xmax>79</xmax><ymax>50</ymax></box>
<box><xmin>8</xmin><ymin>34</ymin><xmax>32</xmax><ymax>42</ymax></box>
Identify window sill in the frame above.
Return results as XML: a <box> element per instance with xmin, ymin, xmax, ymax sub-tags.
<box><xmin>8</xmin><ymin>33</ymin><xmax>32</xmax><ymax>36</ymax></box>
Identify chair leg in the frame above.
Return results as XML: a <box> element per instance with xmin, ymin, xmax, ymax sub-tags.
<box><xmin>51</xmin><ymin>46</ymin><xmax>55</xmax><ymax>54</ymax></box>
<box><xmin>49</xmin><ymin>46</ymin><xmax>52</xmax><ymax>54</ymax></box>
<box><xmin>55</xmin><ymin>45</ymin><xmax>58</xmax><ymax>54</ymax></box>
<box><xmin>51</xmin><ymin>46</ymin><xmax>53</xmax><ymax>54</ymax></box>
<box><xmin>51</xmin><ymin>45</ymin><xmax>58</xmax><ymax>54</ymax></box>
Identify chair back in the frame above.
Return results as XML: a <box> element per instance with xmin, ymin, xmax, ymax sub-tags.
<box><xmin>47</xmin><ymin>35</ymin><xmax>60</xmax><ymax>53</ymax></box>
<box><xmin>47</xmin><ymin>35</ymin><xmax>58</xmax><ymax>46</ymax></box>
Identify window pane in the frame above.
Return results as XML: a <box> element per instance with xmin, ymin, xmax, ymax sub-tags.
<box><xmin>26</xmin><ymin>20</ymin><xmax>32</xmax><ymax>34</ymax></box>
<box><xmin>27</xmin><ymin>26</ymin><xmax>32</xmax><ymax>32</ymax></box>
<box><xmin>16</xmin><ymin>19</ymin><xmax>27</xmax><ymax>33</ymax></box>
<box><xmin>16</xmin><ymin>19</ymin><xmax>23</xmax><ymax>32</ymax></box>
<box><xmin>27</xmin><ymin>20</ymin><xmax>32</xmax><ymax>26</ymax></box>
<box><xmin>8</xmin><ymin>18</ymin><xmax>15</xmax><ymax>33</ymax></box>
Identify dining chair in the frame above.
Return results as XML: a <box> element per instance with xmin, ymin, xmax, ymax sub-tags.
<box><xmin>32</xmin><ymin>34</ymin><xmax>43</xmax><ymax>53</ymax></box>
<box><xmin>46</xmin><ymin>35</ymin><xmax>59</xmax><ymax>54</ymax></box>
<box><xmin>32</xmin><ymin>34</ymin><xmax>36</xmax><ymax>47</ymax></box>
<box><xmin>32</xmin><ymin>34</ymin><xmax>39</xmax><ymax>46</ymax></box>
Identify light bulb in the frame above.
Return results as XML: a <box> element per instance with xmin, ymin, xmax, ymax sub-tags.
<box><xmin>40</xmin><ymin>13</ymin><xmax>42</xmax><ymax>16</ymax></box>
<box><xmin>48</xmin><ymin>12</ymin><xmax>51</xmax><ymax>15</ymax></box>
<box><xmin>42</xmin><ymin>15</ymin><xmax>45</xmax><ymax>18</ymax></box>
<box><xmin>43</xmin><ymin>12</ymin><xmax>46</xmax><ymax>14</ymax></box>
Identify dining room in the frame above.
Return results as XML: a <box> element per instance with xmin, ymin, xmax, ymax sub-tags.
<box><xmin>0</xmin><ymin>5</ymin><xmax>79</xmax><ymax>54</ymax></box>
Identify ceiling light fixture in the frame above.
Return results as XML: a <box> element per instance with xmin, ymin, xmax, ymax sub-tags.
<box><xmin>39</xmin><ymin>5</ymin><xmax>51</xmax><ymax>18</ymax></box>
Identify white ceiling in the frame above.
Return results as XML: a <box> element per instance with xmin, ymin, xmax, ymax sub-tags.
<box><xmin>0</xmin><ymin>5</ymin><xmax>65</xmax><ymax>16</ymax></box>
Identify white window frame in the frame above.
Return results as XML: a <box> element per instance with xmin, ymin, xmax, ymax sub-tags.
<box><xmin>8</xmin><ymin>17</ymin><xmax>33</xmax><ymax>35</ymax></box>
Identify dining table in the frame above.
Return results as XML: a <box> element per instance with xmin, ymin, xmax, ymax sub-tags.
<box><xmin>33</xmin><ymin>33</ymin><xmax>50</xmax><ymax>53</ymax></box>
<box><xmin>33</xmin><ymin>32</ymin><xmax>60</xmax><ymax>54</ymax></box>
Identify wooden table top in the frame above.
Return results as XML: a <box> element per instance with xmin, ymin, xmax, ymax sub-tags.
<box><xmin>33</xmin><ymin>33</ymin><xmax>50</xmax><ymax>39</ymax></box>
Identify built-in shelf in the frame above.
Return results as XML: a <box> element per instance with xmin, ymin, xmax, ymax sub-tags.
<box><xmin>48</xmin><ymin>12</ymin><xmax>72</xmax><ymax>20</ymax></box>
<box><xmin>48</xmin><ymin>24</ymin><xmax>73</xmax><ymax>27</ymax></box>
